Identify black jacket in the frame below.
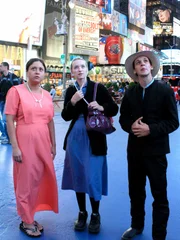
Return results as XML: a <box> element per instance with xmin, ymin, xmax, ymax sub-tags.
<box><xmin>119</xmin><ymin>80</ymin><xmax>179</xmax><ymax>156</ymax></box>
<box><xmin>61</xmin><ymin>78</ymin><xmax>119</xmax><ymax>156</ymax></box>
<box><xmin>0</xmin><ymin>73</ymin><xmax>20</xmax><ymax>101</ymax></box>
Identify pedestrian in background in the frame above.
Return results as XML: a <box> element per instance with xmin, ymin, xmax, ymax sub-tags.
<box><xmin>50</xmin><ymin>84</ymin><xmax>56</xmax><ymax>100</ymax></box>
<box><xmin>61</xmin><ymin>57</ymin><xmax>118</xmax><ymax>234</ymax></box>
<box><xmin>119</xmin><ymin>51</ymin><xmax>179</xmax><ymax>240</ymax></box>
<box><xmin>5</xmin><ymin>58</ymin><xmax>58</xmax><ymax>237</ymax></box>
<box><xmin>0</xmin><ymin>62</ymin><xmax>20</xmax><ymax>144</ymax></box>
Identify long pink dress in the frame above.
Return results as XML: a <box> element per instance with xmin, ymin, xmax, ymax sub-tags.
<box><xmin>5</xmin><ymin>84</ymin><xmax>58</xmax><ymax>224</ymax></box>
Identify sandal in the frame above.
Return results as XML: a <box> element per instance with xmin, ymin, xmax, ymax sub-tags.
<box><xmin>19</xmin><ymin>222</ymin><xmax>41</xmax><ymax>238</ymax></box>
<box><xmin>34</xmin><ymin>221</ymin><xmax>44</xmax><ymax>232</ymax></box>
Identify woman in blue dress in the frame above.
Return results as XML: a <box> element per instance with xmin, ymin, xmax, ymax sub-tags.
<box><xmin>61</xmin><ymin>57</ymin><xmax>118</xmax><ymax>234</ymax></box>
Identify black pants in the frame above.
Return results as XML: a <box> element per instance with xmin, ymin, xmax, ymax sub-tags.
<box><xmin>127</xmin><ymin>153</ymin><xmax>169</xmax><ymax>240</ymax></box>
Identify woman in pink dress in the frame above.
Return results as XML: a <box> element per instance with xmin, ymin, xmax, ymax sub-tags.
<box><xmin>5</xmin><ymin>58</ymin><xmax>58</xmax><ymax>237</ymax></box>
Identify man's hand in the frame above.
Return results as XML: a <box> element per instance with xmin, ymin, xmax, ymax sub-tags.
<box><xmin>131</xmin><ymin>117</ymin><xmax>150</xmax><ymax>137</ymax></box>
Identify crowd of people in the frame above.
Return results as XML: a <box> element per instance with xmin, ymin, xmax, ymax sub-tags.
<box><xmin>1</xmin><ymin>51</ymin><xmax>179</xmax><ymax>240</ymax></box>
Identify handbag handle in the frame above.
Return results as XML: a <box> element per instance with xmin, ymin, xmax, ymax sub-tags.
<box><xmin>93</xmin><ymin>83</ymin><xmax>98</xmax><ymax>101</ymax></box>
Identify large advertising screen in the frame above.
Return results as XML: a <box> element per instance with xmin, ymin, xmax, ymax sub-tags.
<box><xmin>98</xmin><ymin>36</ymin><xmax>123</xmax><ymax>64</ymax></box>
<box><xmin>128</xmin><ymin>29</ymin><xmax>144</xmax><ymax>44</ymax></box>
<box><xmin>99</xmin><ymin>13</ymin><xmax>112</xmax><ymax>30</ymax></box>
<box><xmin>162</xmin><ymin>49</ymin><xmax>180</xmax><ymax>64</ymax></box>
<box><xmin>42</xmin><ymin>0</ymin><xmax>65</xmax><ymax>62</ymax></box>
<box><xmin>103</xmin><ymin>11</ymin><xmax>127</xmax><ymax>36</ymax></box>
<box><xmin>144</xmin><ymin>27</ymin><xmax>153</xmax><ymax>46</ymax></box>
<box><xmin>173</xmin><ymin>17</ymin><xmax>180</xmax><ymax>37</ymax></box>
<box><xmin>128</xmin><ymin>0</ymin><xmax>146</xmax><ymax>30</ymax></box>
<box><xmin>69</xmin><ymin>6</ymin><xmax>99</xmax><ymax>56</ymax></box>
<box><xmin>0</xmin><ymin>0</ymin><xmax>46</xmax><ymax>46</ymax></box>
<box><xmin>112</xmin><ymin>10</ymin><xmax>120</xmax><ymax>33</ymax></box>
<box><xmin>98</xmin><ymin>36</ymin><xmax>136</xmax><ymax>65</ymax></box>
<box><xmin>153</xmin><ymin>7</ymin><xmax>173</xmax><ymax>35</ymax></box>
<box><xmin>119</xmin><ymin>14</ymin><xmax>128</xmax><ymax>37</ymax></box>
<box><xmin>102</xmin><ymin>0</ymin><xmax>112</xmax><ymax>14</ymax></box>
<box><xmin>85</xmin><ymin>0</ymin><xmax>105</xmax><ymax>7</ymax></box>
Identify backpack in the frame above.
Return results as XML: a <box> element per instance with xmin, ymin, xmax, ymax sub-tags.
<box><xmin>9</xmin><ymin>73</ymin><xmax>20</xmax><ymax>85</ymax></box>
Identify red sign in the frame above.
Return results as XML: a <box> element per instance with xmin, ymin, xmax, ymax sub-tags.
<box><xmin>104</xmin><ymin>36</ymin><xmax>123</xmax><ymax>64</ymax></box>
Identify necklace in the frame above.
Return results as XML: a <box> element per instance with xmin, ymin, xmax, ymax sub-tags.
<box><xmin>26</xmin><ymin>83</ymin><xmax>44</xmax><ymax>108</ymax></box>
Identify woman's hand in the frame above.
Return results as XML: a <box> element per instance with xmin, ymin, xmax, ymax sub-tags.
<box><xmin>88</xmin><ymin>101</ymin><xmax>104</xmax><ymax>111</ymax></box>
<box><xmin>71</xmin><ymin>90</ymin><xmax>84</xmax><ymax>106</ymax></box>
<box><xmin>51</xmin><ymin>145</ymin><xmax>56</xmax><ymax>160</ymax></box>
<box><xmin>12</xmin><ymin>147</ymin><xmax>22</xmax><ymax>163</ymax></box>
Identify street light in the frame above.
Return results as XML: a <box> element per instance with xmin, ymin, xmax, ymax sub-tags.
<box><xmin>68</xmin><ymin>0</ymin><xmax>75</xmax><ymax>9</ymax></box>
<box><xmin>61</xmin><ymin>0</ymin><xmax>75</xmax><ymax>90</ymax></box>
<box><xmin>165</xmin><ymin>40</ymin><xmax>178</xmax><ymax>79</ymax></box>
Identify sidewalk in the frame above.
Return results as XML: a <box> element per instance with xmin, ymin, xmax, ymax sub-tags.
<box><xmin>0</xmin><ymin>107</ymin><xmax>180</xmax><ymax>240</ymax></box>
<box><xmin>53</xmin><ymin>99</ymin><xmax>64</xmax><ymax>113</ymax></box>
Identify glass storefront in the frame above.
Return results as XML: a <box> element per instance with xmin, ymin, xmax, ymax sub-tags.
<box><xmin>0</xmin><ymin>44</ymin><xmax>24</xmax><ymax>77</ymax></box>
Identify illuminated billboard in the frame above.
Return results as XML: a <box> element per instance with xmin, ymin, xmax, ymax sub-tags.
<box><xmin>98</xmin><ymin>36</ymin><xmax>136</xmax><ymax>65</ymax></box>
<box><xmin>102</xmin><ymin>0</ymin><xmax>112</xmax><ymax>14</ymax></box>
<box><xmin>99</xmin><ymin>13</ymin><xmax>112</xmax><ymax>30</ymax></box>
<box><xmin>0</xmin><ymin>0</ymin><xmax>46</xmax><ymax>46</ymax></box>
<box><xmin>173</xmin><ymin>17</ymin><xmax>180</xmax><ymax>37</ymax></box>
<box><xmin>128</xmin><ymin>29</ymin><xmax>144</xmax><ymax>44</ymax></box>
<box><xmin>128</xmin><ymin>0</ymin><xmax>146</xmax><ymax>29</ymax></box>
<box><xmin>119</xmin><ymin>14</ymin><xmax>128</xmax><ymax>37</ymax></box>
<box><xmin>69</xmin><ymin>6</ymin><xmax>100</xmax><ymax>56</ymax></box>
<box><xmin>111</xmin><ymin>11</ymin><xmax>127</xmax><ymax>36</ymax></box>
<box><xmin>112</xmin><ymin>10</ymin><xmax>120</xmax><ymax>33</ymax></box>
<box><xmin>98</xmin><ymin>36</ymin><xmax>124</xmax><ymax>64</ymax></box>
<box><xmin>162</xmin><ymin>49</ymin><xmax>180</xmax><ymax>64</ymax></box>
<box><xmin>43</xmin><ymin>1</ymin><xmax>65</xmax><ymax>60</ymax></box>
<box><xmin>153</xmin><ymin>7</ymin><xmax>173</xmax><ymax>35</ymax></box>
<box><xmin>85</xmin><ymin>0</ymin><xmax>105</xmax><ymax>7</ymax></box>
<box><xmin>144</xmin><ymin>27</ymin><xmax>153</xmax><ymax>46</ymax></box>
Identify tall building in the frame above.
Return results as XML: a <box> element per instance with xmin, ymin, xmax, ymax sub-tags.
<box><xmin>41</xmin><ymin>0</ymin><xmax>180</xmax><ymax>84</ymax></box>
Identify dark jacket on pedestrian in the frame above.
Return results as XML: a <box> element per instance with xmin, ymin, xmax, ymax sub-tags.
<box><xmin>119</xmin><ymin>80</ymin><xmax>179</xmax><ymax>156</ymax></box>
<box><xmin>0</xmin><ymin>73</ymin><xmax>20</xmax><ymax>101</ymax></box>
<box><xmin>62</xmin><ymin>78</ymin><xmax>119</xmax><ymax>156</ymax></box>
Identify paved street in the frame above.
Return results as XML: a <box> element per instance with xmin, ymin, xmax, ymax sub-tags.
<box><xmin>1</xmin><ymin>105</ymin><xmax>180</xmax><ymax>240</ymax></box>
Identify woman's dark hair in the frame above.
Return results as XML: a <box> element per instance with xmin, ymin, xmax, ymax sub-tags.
<box><xmin>1</xmin><ymin>62</ymin><xmax>9</xmax><ymax>70</ymax></box>
<box><xmin>26</xmin><ymin>58</ymin><xmax>47</xmax><ymax>72</ymax></box>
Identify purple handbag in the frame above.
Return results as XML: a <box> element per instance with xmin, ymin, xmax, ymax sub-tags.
<box><xmin>86</xmin><ymin>83</ymin><xmax>116</xmax><ymax>135</ymax></box>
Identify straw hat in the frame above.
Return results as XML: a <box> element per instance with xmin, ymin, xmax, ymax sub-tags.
<box><xmin>125</xmin><ymin>51</ymin><xmax>160</xmax><ymax>81</ymax></box>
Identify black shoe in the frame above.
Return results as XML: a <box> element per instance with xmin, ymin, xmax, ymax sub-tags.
<box><xmin>88</xmin><ymin>213</ymin><xmax>101</xmax><ymax>234</ymax></box>
<box><xmin>121</xmin><ymin>227</ymin><xmax>143</xmax><ymax>239</ymax></box>
<box><xmin>74</xmin><ymin>211</ymin><xmax>88</xmax><ymax>231</ymax></box>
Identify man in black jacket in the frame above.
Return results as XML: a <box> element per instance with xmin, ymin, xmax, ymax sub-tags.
<box><xmin>0</xmin><ymin>62</ymin><xmax>20</xmax><ymax>144</ymax></box>
<box><xmin>119</xmin><ymin>51</ymin><xmax>179</xmax><ymax>240</ymax></box>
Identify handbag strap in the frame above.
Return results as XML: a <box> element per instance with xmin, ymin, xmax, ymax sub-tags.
<box><xmin>93</xmin><ymin>82</ymin><xmax>98</xmax><ymax>101</ymax></box>
<box><xmin>73</xmin><ymin>81</ymin><xmax>98</xmax><ymax>105</ymax></box>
